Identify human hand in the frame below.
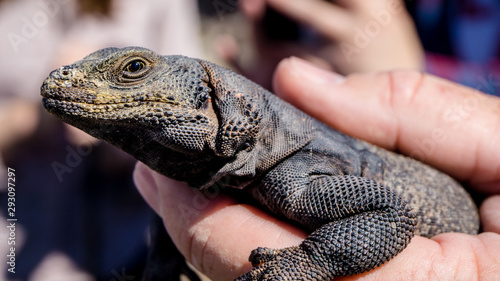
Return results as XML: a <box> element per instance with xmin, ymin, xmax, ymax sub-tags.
<box><xmin>133</xmin><ymin>58</ymin><xmax>500</xmax><ymax>280</ymax></box>
<box><xmin>221</xmin><ymin>0</ymin><xmax>424</xmax><ymax>88</ymax></box>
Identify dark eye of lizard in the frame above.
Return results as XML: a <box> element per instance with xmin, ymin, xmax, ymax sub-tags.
<box><xmin>120</xmin><ymin>59</ymin><xmax>150</xmax><ymax>82</ymax></box>
<box><xmin>124</xmin><ymin>60</ymin><xmax>145</xmax><ymax>73</ymax></box>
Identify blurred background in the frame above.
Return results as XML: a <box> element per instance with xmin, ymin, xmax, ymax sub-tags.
<box><xmin>0</xmin><ymin>0</ymin><xmax>499</xmax><ymax>280</ymax></box>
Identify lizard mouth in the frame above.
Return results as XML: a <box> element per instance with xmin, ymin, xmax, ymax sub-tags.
<box><xmin>42</xmin><ymin>97</ymin><xmax>143</xmax><ymax>117</ymax></box>
<box><xmin>41</xmin><ymin>77</ymin><xmax>182</xmax><ymax>120</ymax></box>
<box><xmin>41</xmin><ymin>78</ymin><xmax>180</xmax><ymax>105</ymax></box>
<box><xmin>41</xmin><ymin>95</ymin><xmax>190</xmax><ymax>125</ymax></box>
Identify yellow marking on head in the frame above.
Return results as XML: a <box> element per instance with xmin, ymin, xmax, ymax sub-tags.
<box><xmin>95</xmin><ymin>92</ymin><xmax>122</xmax><ymax>104</ymax></box>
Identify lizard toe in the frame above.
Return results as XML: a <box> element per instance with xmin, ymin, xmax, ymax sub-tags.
<box><xmin>236</xmin><ymin>247</ymin><xmax>329</xmax><ymax>280</ymax></box>
<box><xmin>249</xmin><ymin>247</ymin><xmax>277</xmax><ymax>267</ymax></box>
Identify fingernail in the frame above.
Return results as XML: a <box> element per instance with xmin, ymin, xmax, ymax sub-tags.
<box><xmin>288</xmin><ymin>57</ymin><xmax>345</xmax><ymax>85</ymax></box>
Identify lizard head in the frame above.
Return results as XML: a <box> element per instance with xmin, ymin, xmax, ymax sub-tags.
<box><xmin>41</xmin><ymin>47</ymin><xmax>221</xmax><ymax>181</ymax></box>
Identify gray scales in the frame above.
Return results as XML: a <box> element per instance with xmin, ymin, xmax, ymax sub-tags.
<box><xmin>41</xmin><ymin>47</ymin><xmax>479</xmax><ymax>281</ymax></box>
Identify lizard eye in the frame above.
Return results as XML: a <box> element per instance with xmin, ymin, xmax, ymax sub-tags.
<box><xmin>125</xmin><ymin>60</ymin><xmax>144</xmax><ymax>73</ymax></box>
<box><xmin>120</xmin><ymin>58</ymin><xmax>150</xmax><ymax>82</ymax></box>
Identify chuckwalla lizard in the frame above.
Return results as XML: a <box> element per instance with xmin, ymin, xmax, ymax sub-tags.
<box><xmin>41</xmin><ymin>47</ymin><xmax>479</xmax><ymax>280</ymax></box>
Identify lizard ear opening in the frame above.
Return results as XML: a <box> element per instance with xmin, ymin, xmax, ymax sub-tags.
<box><xmin>196</xmin><ymin>59</ymin><xmax>262</xmax><ymax>158</ymax></box>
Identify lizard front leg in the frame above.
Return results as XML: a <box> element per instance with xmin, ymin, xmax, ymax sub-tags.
<box><xmin>238</xmin><ymin>167</ymin><xmax>416</xmax><ymax>280</ymax></box>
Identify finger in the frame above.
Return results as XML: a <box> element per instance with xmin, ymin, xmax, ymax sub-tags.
<box><xmin>134</xmin><ymin>162</ymin><xmax>162</xmax><ymax>215</ymax></box>
<box><xmin>334</xmin><ymin>0</ymin><xmax>403</xmax><ymax>13</ymax></box>
<box><xmin>480</xmin><ymin>195</ymin><xmax>500</xmax><ymax>233</ymax></box>
<box><xmin>273</xmin><ymin>57</ymin><xmax>500</xmax><ymax>191</ymax></box>
<box><xmin>133</xmin><ymin>163</ymin><xmax>306</xmax><ymax>280</ymax></box>
<box><xmin>266</xmin><ymin>0</ymin><xmax>355</xmax><ymax>39</ymax></box>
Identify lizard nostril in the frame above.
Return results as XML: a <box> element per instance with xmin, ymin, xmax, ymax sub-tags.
<box><xmin>59</xmin><ymin>67</ymin><xmax>72</xmax><ymax>79</ymax></box>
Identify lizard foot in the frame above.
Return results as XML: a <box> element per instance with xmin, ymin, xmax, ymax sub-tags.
<box><xmin>235</xmin><ymin>246</ymin><xmax>331</xmax><ymax>281</ymax></box>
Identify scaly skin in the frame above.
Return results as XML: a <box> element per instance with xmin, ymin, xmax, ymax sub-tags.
<box><xmin>41</xmin><ymin>47</ymin><xmax>479</xmax><ymax>281</ymax></box>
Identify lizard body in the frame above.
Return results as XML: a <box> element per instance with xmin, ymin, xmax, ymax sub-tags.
<box><xmin>41</xmin><ymin>47</ymin><xmax>479</xmax><ymax>280</ymax></box>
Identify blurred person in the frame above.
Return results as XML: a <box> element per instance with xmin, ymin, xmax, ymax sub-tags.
<box><xmin>407</xmin><ymin>0</ymin><xmax>500</xmax><ymax>96</ymax></box>
<box><xmin>0</xmin><ymin>0</ymin><xmax>202</xmax><ymax>280</ymax></box>
<box><xmin>214</xmin><ymin>0</ymin><xmax>425</xmax><ymax>89</ymax></box>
